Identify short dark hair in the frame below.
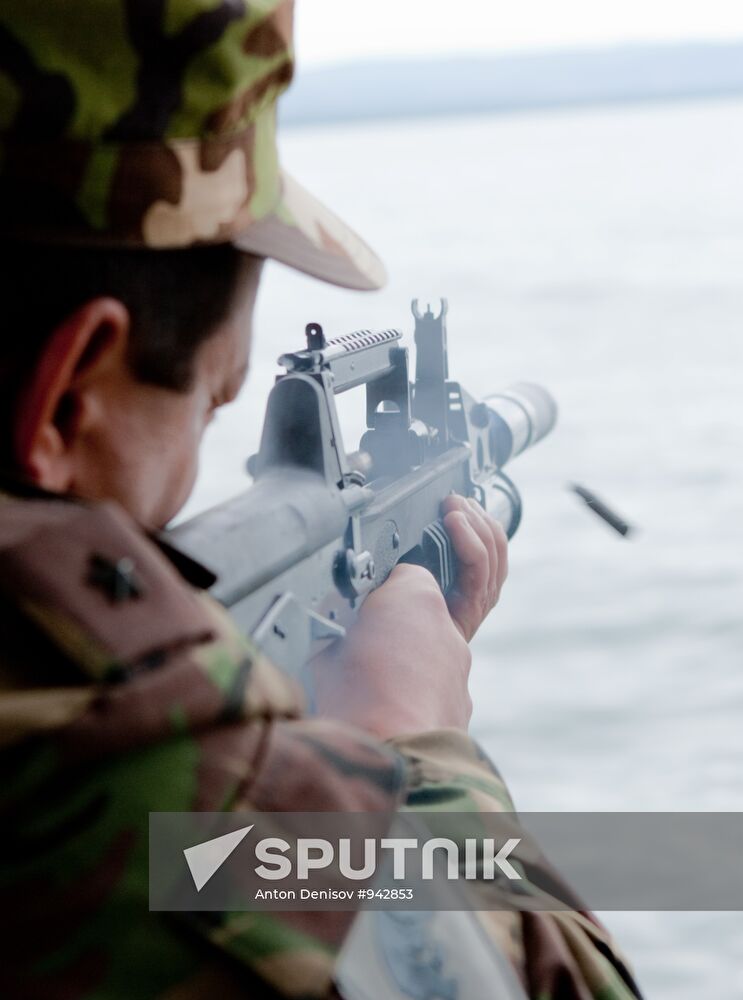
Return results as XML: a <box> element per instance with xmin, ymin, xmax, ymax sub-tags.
<box><xmin>0</xmin><ymin>241</ymin><xmax>256</xmax><ymax>465</ymax></box>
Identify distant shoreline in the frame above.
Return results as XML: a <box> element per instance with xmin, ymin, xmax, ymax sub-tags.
<box><xmin>282</xmin><ymin>88</ymin><xmax>743</xmax><ymax>132</ymax></box>
<box><xmin>280</xmin><ymin>40</ymin><xmax>743</xmax><ymax>128</ymax></box>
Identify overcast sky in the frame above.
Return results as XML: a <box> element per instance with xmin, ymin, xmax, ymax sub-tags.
<box><xmin>296</xmin><ymin>0</ymin><xmax>743</xmax><ymax>68</ymax></box>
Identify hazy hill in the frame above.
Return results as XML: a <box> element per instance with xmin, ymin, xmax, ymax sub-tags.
<box><xmin>281</xmin><ymin>41</ymin><xmax>743</xmax><ymax>126</ymax></box>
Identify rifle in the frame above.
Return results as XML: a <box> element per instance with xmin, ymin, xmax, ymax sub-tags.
<box><xmin>171</xmin><ymin>300</ymin><xmax>556</xmax><ymax>681</ymax></box>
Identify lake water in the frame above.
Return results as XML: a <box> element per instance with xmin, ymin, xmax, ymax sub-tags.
<box><xmin>183</xmin><ymin>97</ymin><xmax>743</xmax><ymax>997</ymax></box>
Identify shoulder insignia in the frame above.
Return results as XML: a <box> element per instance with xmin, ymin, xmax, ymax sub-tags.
<box><xmin>0</xmin><ymin>498</ymin><xmax>216</xmax><ymax>681</ymax></box>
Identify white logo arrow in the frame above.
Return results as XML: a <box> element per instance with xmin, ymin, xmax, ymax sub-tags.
<box><xmin>183</xmin><ymin>824</ymin><xmax>253</xmax><ymax>892</ymax></box>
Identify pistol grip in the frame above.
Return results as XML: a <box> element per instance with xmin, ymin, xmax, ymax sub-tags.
<box><xmin>400</xmin><ymin>519</ymin><xmax>456</xmax><ymax>596</ymax></box>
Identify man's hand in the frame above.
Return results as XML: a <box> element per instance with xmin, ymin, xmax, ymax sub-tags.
<box><xmin>310</xmin><ymin>496</ymin><xmax>507</xmax><ymax>739</ymax></box>
<box><xmin>441</xmin><ymin>494</ymin><xmax>508</xmax><ymax>642</ymax></box>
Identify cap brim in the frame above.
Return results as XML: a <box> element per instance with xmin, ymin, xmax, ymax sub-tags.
<box><xmin>232</xmin><ymin>171</ymin><xmax>386</xmax><ymax>291</ymax></box>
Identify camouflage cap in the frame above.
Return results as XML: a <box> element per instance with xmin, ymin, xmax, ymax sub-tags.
<box><xmin>0</xmin><ymin>0</ymin><xmax>386</xmax><ymax>290</ymax></box>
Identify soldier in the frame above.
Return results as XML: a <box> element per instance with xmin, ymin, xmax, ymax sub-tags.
<box><xmin>0</xmin><ymin>1</ymin><xmax>642</xmax><ymax>998</ymax></box>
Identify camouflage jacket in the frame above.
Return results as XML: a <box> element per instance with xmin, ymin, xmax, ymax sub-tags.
<box><xmin>0</xmin><ymin>491</ymin><xmax>642</xmax><ymax>1000</ymax></box>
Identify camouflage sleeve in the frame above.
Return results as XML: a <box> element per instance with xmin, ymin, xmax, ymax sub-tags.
<box><xmin>0</xmin><ymin>599</ymin><xmax>407</xmax><ymax>1000</ymax></box>
<box><xmin>388</xmin><ymin>729</ymin><xmax>643</xmax><ymax>1000</ymax></box>
<box><xmin>0</xmin><ymin>498</ymin><xmax>406</xmax><ymax>1000</ymax></box>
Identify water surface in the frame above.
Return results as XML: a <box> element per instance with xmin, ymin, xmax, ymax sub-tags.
<box><xmin>184</xmin><ymin>97</ymin><xmax>743</xmax><ymax>996</ymax></box>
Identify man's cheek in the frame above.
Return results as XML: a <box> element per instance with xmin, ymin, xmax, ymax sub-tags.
<box><xmin>168</xmin><ymin>442</ymin><xmax>201</xmax><ymax>515</ymax></box>
<box><xmin>150</xmin><ymin>400</ymin><xmax>208</xmax><ymax>525</ymax></box>
<box><xmin>146</xmin><ymin>434</ymin><xmax>197</xmax><ymax>526</ymax></box>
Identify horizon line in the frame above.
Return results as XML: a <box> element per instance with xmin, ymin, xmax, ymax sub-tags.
<box><xmin>296</xmin><ymin>34</ymin><xmax>743</xmax><ymax>76</ymax></box>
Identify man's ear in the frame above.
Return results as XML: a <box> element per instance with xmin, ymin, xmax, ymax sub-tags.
<box><xmin>14</xmin><ymin>298</ymin><xmax>130</xmax><ymax>491</ymax></box>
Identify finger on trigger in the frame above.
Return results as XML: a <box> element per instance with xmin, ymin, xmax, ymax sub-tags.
<box><xmin>441</xmin><ymin>493</ymin><xmax>469</xmax><ymax>518</ymax></box>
